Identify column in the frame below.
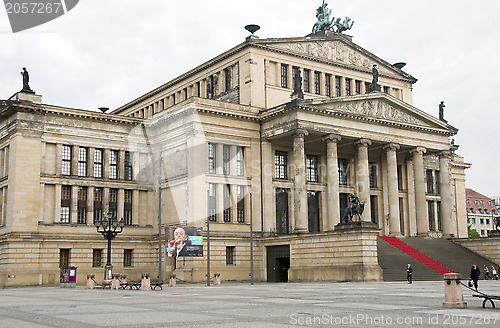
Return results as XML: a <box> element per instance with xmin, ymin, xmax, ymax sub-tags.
<box><xmin>132</xmin><ymin>190</ymin><xmax>139</xmax><ymax>226</ymax></box>
<box><xmin>88</xmin><ymin>186</ymin><xmax>94</xmax><ymax>225</ymax></box>
<box><xmin>324</xmin><ymin>134</ymin><xmax>341</xmax><ymax>230</ymax></box>
<box><xmin>439</xmin><ymin>151</ymin><xmax>455</xmax><ymax>237</ymax></box>
<box><xmin>88</xmin><ymin>147</ymin><xmax>95</xmax><ymax>178</ymax></box>
<box><xmin>355</xmin><ymin>139</ymin><xmax>371</xmax><ymax>220</ymax></box>
<box><xmin>340</xmin><ymin>77</ymin><xmax>346</xmax><ymax>96</ymax></box>
<box><xmin>411</xmin><ymin>147</ymin><xmax>428</xmax><ymax>235</ymax></box>
<box><xmin>71</xmin><ymin>146</ymin><xmax>79</xmax><ymax>176</ymax></box>
<box><xmin>54</xmin><ymin>184</ymin><xmax>61</xmax><ymax>223</ymax></box>
<box><xmin>261</xmin><ymin>140</ymin><xmax>274</xmax><ymax>234</ymax></box>
<box><xmin>385</xmin><ymin>143</ymin><xmax>401</xmax><ymax>235</ymax></box>
<box><xmin>360</xmin><ymin>81</ymin><xmax>366</xmax><ymax>94</ymax></box>
<box><xmin>117</xmin><ymin>189</ymin><xmax>124</xmax><ymax>222</ymax></box>
<box><xmin>293</xmin><ymin>129</ymin><xmax>308</xmax><ymax>232</ymax></box>
<box><xmin>119</xmin><ymin>150</ymin><xmax>125</xmax><ymax>181</ymax></box>
<box><xmin>71</xmin><ymin>185</ymin><xmax>78</xmax><ymax>224</ymax></box>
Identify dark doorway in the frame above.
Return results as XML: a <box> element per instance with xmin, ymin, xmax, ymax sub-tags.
<box><xmin>267</xmin><ymin>245</ymin><xmax>290</xmax><ymax>282</ymax></box>
<box><xmin>276</xmin><ymin>188</ymin><xmax>289</xmax><ymax>235</ymax></box>
<box><xmin>307</xmin><ymin>191</ymin><xmax>320</xmax><ymax>232</ymax></box>
<box><xmin>339</xmin><ymin>193</ymin><xmax>348</xmax><ymax>221</ymax></box>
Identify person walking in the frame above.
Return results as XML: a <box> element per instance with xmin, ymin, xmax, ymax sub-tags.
<box><xmin>406</xmin><ymin>263</ymin><xmax>413</xmax><ymax>284</ymax></box>
<box><xmin>470</xmin><ymin>264</ymin><xmax>481</xmax><ymax>291</ymax></box>
<box><xmin>491</xmin><ymin>266</ymin><xmax>498</xmax><ymax>280</ymax></box>
<box><xmin>484</xmin><ymin>265</ymin><xmax>491</xmax><ymax>280</ymax></box>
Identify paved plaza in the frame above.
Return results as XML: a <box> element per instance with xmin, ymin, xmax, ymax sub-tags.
<box><xmin>0</xmin><ymin>280</ymin><xmax>499</xmax><ymax>327</ymax></box>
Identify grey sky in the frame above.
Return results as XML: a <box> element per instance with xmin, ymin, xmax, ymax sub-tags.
<box><xmin>1</xmin><ymin>0</ymin><xmax>499</xmax><ymax>196</ymax></box>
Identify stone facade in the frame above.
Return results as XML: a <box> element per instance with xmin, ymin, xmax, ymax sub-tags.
<box><xmin>0</xmin><ymin>30</ymin><xmax>469</xmax><ymax>287</ymax></box>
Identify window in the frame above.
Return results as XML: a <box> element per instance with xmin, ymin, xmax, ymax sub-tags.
<box><xmin>94</xmin><ymin>149</ymin><xmax>103</xmax><ymax>178</ymax></box>
<box><xmin>466</xmin><ymin>199</ymin><xmax>470</xmax><ymax>205</ymax></box>
<box><xmin>485</xmin><ymin>209</ymin><xmax>489</xmax><ymax>214</ymax></box>
<box><xmin>370</xmin><ymin>195</ymin><xmax>378</xmax><ymax>224</ymax></box>
<box><xmin>208</xmin><ymin>183</ymin><xmax>217</xmax><ymax>221</ymax></box>
<box><xmin>428</xmin><ymin>201</ymin><xmax>435</xmax><ymax>231</ymax></box>
<box><xmin>109</xmin><ymin>188</ymin><xmax>117</xmax><ymax>219</ymax></box>
<box><xmin>369</xmin><ymin>162</ymin><xmax>377</xmax><ymax>188</ymax></box>
<box><xmin>292</xmin><ymin>66</ymin><xmax>300</xmax><ymax>91</ymax></box>
<box><xmin>223</xmin><ymin>184</ymin><xmax>231</xmax><ymax>222</ymax></box>
<box><xmin>471</xmin><ymin>218</ymin><xmax>475</xmax><ymax>224</ymax></box>
<box><xmin>325</xmin><ymin>73</ymin><xmax>331</xmax><ymax>97</ymax></box>
<box><xmin>59</xmin><ymin>249</ymin><xmax>70</xmax><ymax>267</ymax></box>
<box><xmin>223</xmin><ymin>145</ymin><xmax>230</xmax><ymax>175</ymax></box>
<box><xmin>426</xmin><ymin>169</ymin><xmax>434</xmax><ymax>193</ymax></box>
<box><xmin>237</xmin><ymin>185</ymin><xmax>245</xmax><ymax>223</ymax></box>
<box><xmin>206</xmin><ymin>74</ymin><xmax>217</xmax><ymax>99</ymax></box>
<box><xmin>78</xmin><ymin>147</ymin><xmax>87</xmax><ymax>177</ymax></box>
<box><xmin>355</xmin><ymin>80</ymin><xmax>361</xmax><ymax>94</ymax></box>
<box><xmin>488</xmin><ymin>201</ymin><xmax>492</xmax><ymax>206</ymax></box>
<box><xmin>314</xmin><ymin>71</ymin><xmax>321</xmax><ymax>94</ymax></box>
<box><xmin>224</xmin><ymin>66</ymin><xmax>232</xmax><ymax>91</ymax></box>
<box><xmin>364</xmin><ymin>82</ymin><xmax>371</xmax><ymax>94</ymax></box>
<box><xmin>208</xmin><ymin>143</ymin><xmax>216</xmax><ymax>174</ymax></box>
<box><xmin>480</xmin><ymin>200</ymin><xmax>484</xmax><ymax>205</ymax></box>
<box><xmin>383</xmin><ymin>86</ymin><xmax>390</xmax><ymax>94</ymax></box>
<box><xmin>306</xmin><ymin>155</ymin><xmax>318</xmax><ymax>182</ymax></box>
<box><xmin>335</xmin><ymin>76</ymin><xmax>341</xmax><ymax>97</ymax></box>
<box><xmin>61</xmin><ymin>186</ymin><xmax>71</xmax><ymax>224</ymax></box>
<box><xmin>124</xmin><ymin>249</ymin><xmax>133</xmax><ymax>267</ymax></box>
<box><xmin>226</xmin><ymin>246</ymin><xmax>235</xmax><ymax>265</ymax></box>
<box><xmin>345</xmin><ymin>78</ymin><xmax>351</xmax><ymax>96</ymax></box>
<box><xmin>478</xmin><ymin>209</ymin><xmax>483</xmax><ymax>214</ymax></box>
<box><xmin>62</xmin><ymin>145</ymin><xmax>71</xmax><ymax>175</ymax></box>
<box><xmin>480</xmin><ymin>218</ymin><xmax>484</xmax><ymax>225</ymax></box>
<box><xmin>338</xmin><ymin>158</ymin><xmax>348</xmax><ymax>185</ymax></box>
<box><xmin>474</xmin><ymin>200</ymin><xmax>478</xmax><ymax>205</ymax></box>
<box><xmin>303</xmin><ymin>69</ymin><xmax>310</xmax><ymax>93</ymax></box>
<box><xmin>124</xmin><ymin>190</ymin><xmax>132</xmax><ymax>226</ymax></box>
<box><xmin>281</xmin><ymin>64</ymin><xmax>288</xmax><ymax>88</ymax></box>
<box><xmin>481</xmin><ymin>230</ymin><xmax>485</xmax><ymax>236</ymax></box>
<box><xmin>109</xmin><ymin>150</ymin><xmax>118</xmax><ymax>179</ymax></box>
<box><xmin>469</xmin><ymin>207</ymin><xmax>474</xmax><ymax>213</ymax></box>
<box><xmin>236</xmin><ymin>146</ymin><xmax>244</xmax><ymax>176</ymax></box>
<box><xmin>93</xmin><ymin>187</ymin><xmax>103</xmax><ymax>224</ymax></box>
<box><xmin>486</xmin><ymin>218</ymin><xmax>490</xmax><ymax>225</ymax></box>
<box><xmin>124</xmin><ymin>151</ymin><xmax>132</xmax><ymax>181</ymax></box>
<box><xmin>435</xmin><ymin>171</ymin><xmax>440</xmax><ymax>194</ymax></box>
<box><xmin>397</xmin><ymin>165</ymin><xmax>403</xmax><ymax>190</ymax></box>
<box><xmin>275</xmin><ymin>151</ymin><xmax>288</xmax><ymax>180</ymax></box>
<box><xmin>93</xmin><ymin>249</ymin><xmax>102</xmax><ymax>267</ymax></box>
<box><xmin>77</xmin><ymin>186</ymin><xmax>87</xmax><ymax>224</ymax></box>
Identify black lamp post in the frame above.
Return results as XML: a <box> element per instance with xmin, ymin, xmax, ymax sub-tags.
<box><xmin>94</xmin><ymin>211</ymin><xmax>125</xmax><ymax>280</ymax></box>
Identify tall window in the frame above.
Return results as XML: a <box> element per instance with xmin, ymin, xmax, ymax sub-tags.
<box><xmin>306</xmin><ymin>155</ymin><xmax>318</xmax><ymax>182</ymax></box>
<box><xmin>226</xmin><ymin>246</ymin><xmax>235</xmax><ymax>265</ymax></box>
<box><xmin>383</xmin><ymin>86</ymin><xmax>390</xmax><ymax>94</ymax></box>
<box><xmin>124</xmin><ymin>151</ymin><xmax>133</xmax><ymax>181</ymax></box>
<box><xmin>93</xmin><ymin>187</ymin><xmax>103</xmax><ymax>224</ymax></box>
<box><xmin>223</xmin><ymin>184</ymin><xmax>231</xmax><ymax>222</ymax></box>
<box><xmin>345</xmin><ymin>78</ymin><xmax>352</xmax><ymax>96</ymax></box>
<box><xmin>434</xmin><ymin>171</ymin><xmax>440</xmax><ymax>194</ymax></box>
<box><xmin>61</xmin><ymin>185</ymin><xmax>71</xmax><ymax>223</ymax></box>
<box><xmin>281</xmin><ymin>64</ymin><xmax>288</xmax><ymax>88</ymax></box>
<box><xmin>124</xmin><ymin>249</ymin><xmax>133</xmax><ymax>267</ymax></box>
<box><xmin>365</xmin><ymin>82</ymin><xmax>371</xmax><ymax>94</ymax></box>
<box><xmin>397</xmin><ymin>165</ymin><xmax>403</xmax><ymax>190</ymax></box>
<box><xmin>236</xmin><ymin>146</ymin><xmax>244</xmax><ymax>176</ymax></box>
<box><xmin>78</xmin><ymin>147</ymin><xmax>88</xmax><ymax>177</ymax></box>
<box><xmin>109</xmin><ymin>188</ymin><xmax>117</xmax><ymax>219</ymax></box>
<box><xmin>223</xmin><ymin>145</ymin><xmax>230</xmax><ymax>175</ymax></box>
<box><xmin>93</xmin><ymin>249</ymin><xmax>102</xmax><ymax>267</ymax></box>
<box><xmin>62</xmin><ymin>145</ymin><xmax>72</xmax><ymax>175</ymax></box>
<box><xmin>338</xmin><ymin>158</ymin><xmax>348</xmax><ymax>185</ymax></box>
<box><xmin>325</xmin><ymin>73</ymin><xmax>331</xmax><ymax>97</ymax></box>
<box><xmin>335</xmin><ymin>76</ymin><xmax>341</xmax><ymax>97</ymax></box>
<box><xmin>77</xmin><ymin>186</ymin><xmax>87</xmax><ymax>224</ymax></box>
<box><xmin>109</xmin><ymin>150</ymin><xmax>118</xmax><ymax>180</ymax></box>
<box><xmin>237</xmin><ymin>185</ymin><xmax>245</xmax><ymax>223</ymax></box>
<box><xmin>314</xmin><ymin>71</ymin><xmax>321</xmax><ymax>94</ymax></box>
<box><xmin>369</xmin><ymin>162</ymin><xmax>377</xmax><ymax>188</ymax></box>
<box><xmin>124</xmin><ymin>190</ymin><xmax>132</xmax><ymax>226</ymax></box>
<box><xmin>426</xmin><ymin>169</ymin><xmax>434</xmax><ymax>193</ymax></box>
<box><xmin>224</xmin><ymin>66</ymin><xmax>232</xmax><ymax>91</ymax></box>
<box><xmin>59</xmin><ymin>249</ymin><xmax>70</xmax><ymax>267</ymax></box>
<box><xmin>208</xmin><ymin>143</ymin><xmax>216</xmax><ymax>174</ymax></box>
<box><xmin>355</xmin><ymin>80</ymin><xmax>361</xmax><ymax>94</ymax></box>
<box><xmin>292</xmin><ymin>66</ymin><xmax>300</xmax><ymax>91</ymax></box>
<box><xmin>94</xmin><ymin>148</ymin><xmax>103</xmax><ymax>178</ymax></box>
<box><xmin>370</xmin><ymin>195</ymin><xmax>378</xmax><ymax>223</ymax></box>
<box><xmin>428</xmin><ymin>201</ymin><xmax>435</xmax><ymax>231</ymax></box>
<box><xmin>208</xmin><ymin>183</ymin><xmax>217</xmax><ymax>221</ymax></box>
<box><xmin>275</xmin><ymin>151</ymin><xmax>288</xmax><ymax>180</ymax></box>
<box><xmin>303</xmin><ymin>69</ymin><xmax>310</xmax><ymax>93</ymax></box>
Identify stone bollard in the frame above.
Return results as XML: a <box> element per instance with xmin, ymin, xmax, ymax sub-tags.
<box><xmin>169</xmin><ymin>274</ymin><xmax>176</xmax><ymax>287</ymax></box>
<box><xmin>86</xmin><ymin>274</ymin><xmax>95</xmax><ymax>289</ymax></box>
<box><xmin>443</xmin><ymin>273</ymin><xmax>467</xmax><ymax>308</ymax></box>
<box><xmin>214</xmin><ymin>273</ymin><xmax>221</xmax><ymax>286</ymax></box>
<box><xmin>111</xmin><ymin>274</ymin><xmax>121</xmax><ymax>290</ymax></box>
<box><xmin>140</xmin><ymin>273</ymin><xmax>151</xmax><ymax>291</ymax></box>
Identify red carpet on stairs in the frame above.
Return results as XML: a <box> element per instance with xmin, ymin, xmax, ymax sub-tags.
<box><xmin>379</xmin><ymin>236</ymin><xmax>457</xmax><ymax>276</ymax></box>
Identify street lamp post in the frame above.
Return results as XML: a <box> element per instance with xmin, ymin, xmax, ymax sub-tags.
<box><xmin>94</xmin><ymin>212</ymin><xmax>125</xmax><ymax>280</ymax></box>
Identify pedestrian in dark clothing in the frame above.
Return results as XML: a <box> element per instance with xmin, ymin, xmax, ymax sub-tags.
<box><xmin>406</xmin><ymin>264</ymin><xmax>413</xmax><ymax>284</ymax></box>
<box><xmin>470</xmin><ymin>264</ymin><xmax>481</xmax><ymax>291</ymax></box>
<box><xmin>484</xmin><ymin>265</ymin><xmax>491</xmax><ymax>280</ymax></box>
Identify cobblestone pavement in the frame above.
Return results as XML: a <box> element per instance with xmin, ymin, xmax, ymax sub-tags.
<box><xmin>0</xmin><ymin>280</ymin><xmax>499</xmax><ymax>327</ymax></box>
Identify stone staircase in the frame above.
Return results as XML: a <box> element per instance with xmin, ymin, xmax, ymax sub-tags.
<box><xmin>377</xmin><ymin>237</ymin><xmax>498</xmax><ymax>281</ymax></box>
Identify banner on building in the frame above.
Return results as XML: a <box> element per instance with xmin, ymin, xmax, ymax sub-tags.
<box><xmin>165</xmin><ymin>226</ymin><xmax>203</xmax><ymax>257</ymax></box>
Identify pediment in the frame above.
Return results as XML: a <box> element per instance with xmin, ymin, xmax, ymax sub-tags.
<box><xmin>261</xmin><ymin>38</ymin><xmax>413</xmax><ymax>81</ymax></box>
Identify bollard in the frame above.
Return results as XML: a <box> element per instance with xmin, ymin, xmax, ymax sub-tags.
<box><xmin>111</xmin><ymin>274</ymin><xmax>120</xmax><ymax>290</ymax></box>
<box><xmin>140</xmin><ymin>273</ymin><xmax>151</xmax><ymax>291</ymax></box>
<box><xmin>214</xmin><ymin>273</ymin><xmax>221</xmax><ymax>286</ymax></box>
<box><xmin>86</xmin><ymin>274</ymin><xmax>95</xmax><ymax>289</ymax></box>
<box><xmin>169</xmin><ymin>274</ymin><xmax>176</xmax><ymax>287</ymax></box>
<box><xmin>443</xmin><ymin>273</ymin><xmax>467</xmax><ymax>308</ymax></box>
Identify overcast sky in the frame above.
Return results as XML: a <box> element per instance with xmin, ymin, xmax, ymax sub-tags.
<box><xmin>1</xmin><ymin>0</ymin><xmax>499</xmax><ymax>197</ymax></box>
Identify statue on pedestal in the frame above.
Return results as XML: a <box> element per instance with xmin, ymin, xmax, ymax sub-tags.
<box><xmin>20</xmin><ymin>67</ymin><xmax>34</xmax><ymax>93</ymax></box>
<box><xmin>341</xmin><ymin>193</ymin><xmax>365</xmax><ymax>223</ymax></box>
<box><xmin>439</xmin><ymin>101</ymin><xmax>447</xmax><ymax>123</ymax></box>
<box><xmin>368</xmin><ymin>65</ymin><xmax>381</xmax><ymax>93</ymax></box>
<box><xmin>291</xmin><ymin>69</ymin><xmax>304</xmax><ymax>100</ymax></box>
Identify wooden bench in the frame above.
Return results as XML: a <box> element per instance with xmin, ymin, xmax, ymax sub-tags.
<box><xmin>472</xmin><ymin>294</ymin><xmax>500</xmax><ymax>308</ymax></box>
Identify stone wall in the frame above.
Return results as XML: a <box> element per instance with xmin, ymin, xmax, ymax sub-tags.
<box><xmin>452</xmin><ymin>236</ymin><xmax>500</xmax><ymax>265</ymax></box>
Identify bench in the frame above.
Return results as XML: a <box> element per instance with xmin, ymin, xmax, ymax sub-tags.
<box><xmin>472</xmin><ymin>294</ymin><xmax>500</xmax><ymax>308</ymax></box>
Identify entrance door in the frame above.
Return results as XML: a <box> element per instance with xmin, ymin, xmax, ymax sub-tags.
<box><xmin>276</xmin><ymin>188</ymin><xmax>289</xmax><ymax>235</ymax></box>
<box><xmin>307</xmin><ymin>191</ymin><xmax>320</xmax><ymax>232</ymax></box>
<box><xmin>266</xmin><ymin>245</ymin><xmax>290</xmax><ymax>282</ymax></box>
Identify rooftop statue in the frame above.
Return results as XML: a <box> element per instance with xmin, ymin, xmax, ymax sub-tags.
<box><xmin>312</xmin><ymin>1</ymin><xmax>354</xmax><ymax>34</ymax></box>
<box><xmin>20</xmin><ymin>67</ymin><xmax>34</xmax><ymax>93</ymax></box>
<box><xmin>335</xmin><ymin>16</ymin><xmax>354</xmax><ymax>33</ymax></box>
<box><xmin>439</xmin><ymin>101</ymin><xmax>448</xmax><ymax>123</ymax></box>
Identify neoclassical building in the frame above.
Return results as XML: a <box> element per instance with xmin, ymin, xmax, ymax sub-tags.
<box><xmin>0</xmin><ymin>26</ymin><xmax>469</xmax><ymax>286</ymax></box>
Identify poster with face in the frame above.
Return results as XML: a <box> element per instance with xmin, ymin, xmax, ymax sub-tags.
<box><xmin>165</xmin><ymin>226</ymin><xmax>203</xmax><ymax>257</ymax></box>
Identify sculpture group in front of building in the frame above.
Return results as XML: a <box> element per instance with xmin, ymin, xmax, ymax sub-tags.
<box><xmin>341</xmin><ymin>193</ymin><xmax>365</xmax><ymax>223</ymax></box>
<box><xmin>312</xmin><ymin>0</ymin><xmax>354</xmax><ymax>34</ymax></box>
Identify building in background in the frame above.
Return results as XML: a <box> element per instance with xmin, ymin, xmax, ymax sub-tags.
<box><xmin>466</xmin><ymin>188</ymin><xmax>497</xmax><ymax>236</ymax></box>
